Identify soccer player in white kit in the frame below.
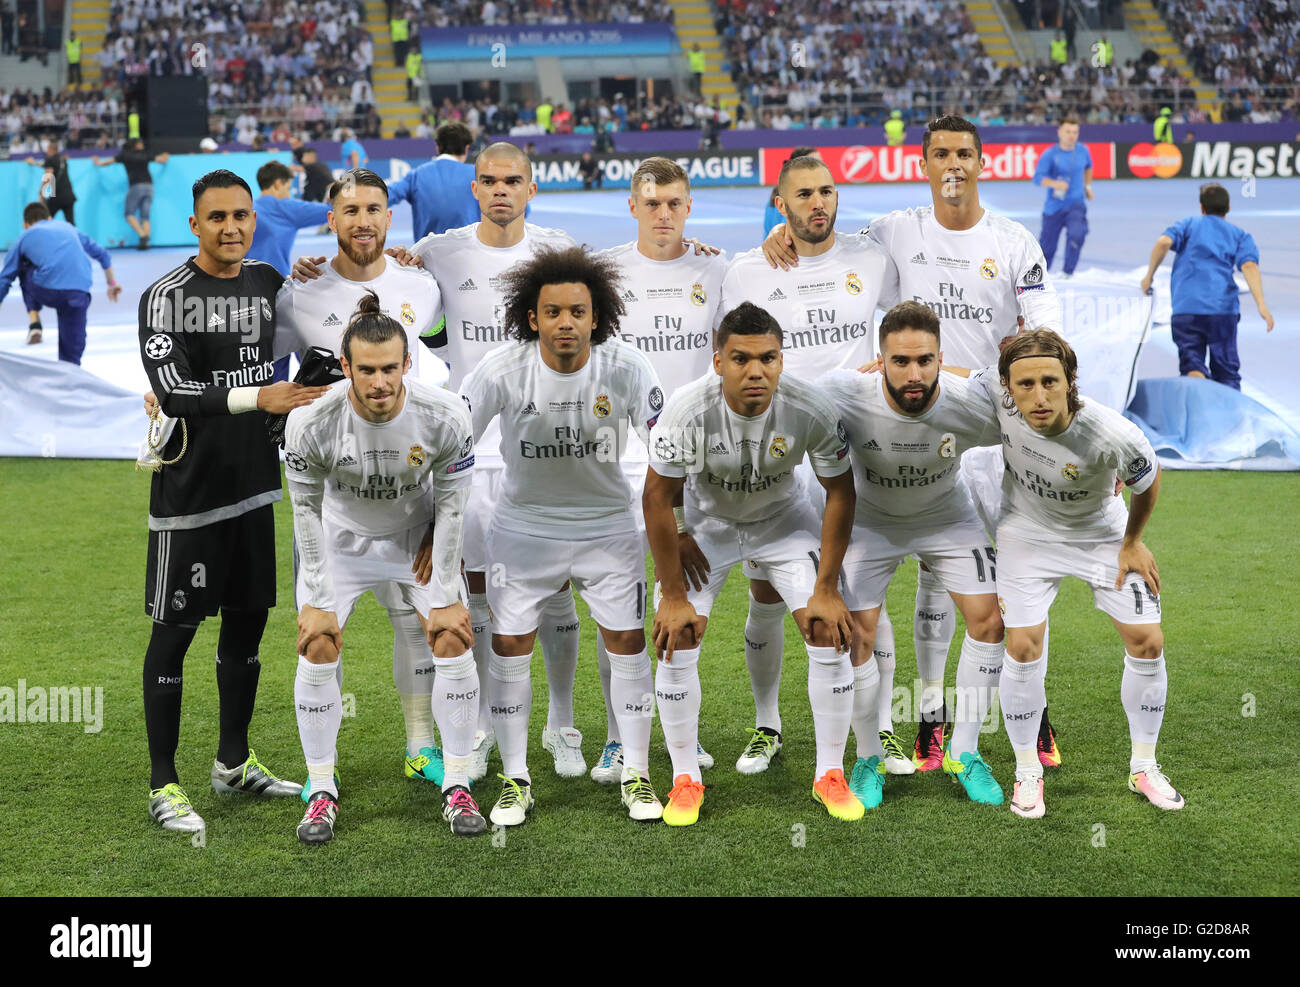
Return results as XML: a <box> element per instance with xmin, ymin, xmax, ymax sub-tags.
<box><xmin>459</xmin><ymin>246</ymin><xmax>666</xmax><ymax>825</ymax></box>
<box><xmin>818</xmin><ymin>301</ymin><xmax>1007</xmax><ymax>812</ymax></box>
<box><xmin>721</xmin><ymin>153</ymin><xmax>893</xmax><ymax>776</ymax></box>
<box><xmin>411</xmin><ymin>144</ymin><xmax>585</xmax><ymax>782</ymax></box>
<box><xmin>967</xmin><ymin>330</ymin><xmax>1182</xmax><ymax>818</ymax></box>
<box><xmin>765</xmin><ymin>115</ymin><xmax>1066</xmax><ymax>775</ymax></box>
<box><xmin>645</xmin><ymin>302</ymin><xmax>860</xmax><ymax>826</ymax></box>
<box><xmin>275</xmin><ymin>170</ymin><xmax>454</xmax><ymax>792</ymax></box>
<box><xmin>285</xmin><ymin>293</ymin><xmax>484</xmax><ymax>843</ymax></box>
<box><xmin>588</xmin><ymin>156</ymin><xmax>727</xmax><ymax>783</ymax></box>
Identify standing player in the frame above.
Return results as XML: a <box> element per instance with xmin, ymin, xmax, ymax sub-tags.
<box><xmin>765</xmin><ymin>115</ymin><xmax>1064</xmax><ymax>775</ymax></box>
<box><xmin>409</xmin><ymin>143</ymin><xmax>583</xmax><ymax>781</ymax></box>
<box><xmin>818</xmin><ymin>302</ymin><xmax>1006</xmax><ymax>811</ymax></box>
<box><xmin>460</xmin><ymin>247</ymin><xmax>665</xmax><ymax>825</ymax></box>
<box><xmin>721</xmin><ymin>152</ymin><xmax>892</xmax><ymax>776</ymax></box>
<box><xmin>138</xmin><ymin>169</ymin><xmax>330</xmax><ymax>834</ymax></box>
<box><xmin>276</xmin><ymin>169</ymin><xmax>451</xmax><ymax>790</ymax></box>
<box><xmin>645</xmin><ymin>302</ymin><xmax>859</xmax><ymax>826</ymax></box>
<box><xmin>587</xmin><ymin>156</ymin><xmax>727</xmax><ymax>783</ymax></box>
<box><xmin>967</xmin><ymin>330</ymin><xmax>1180</xmax><ymax>818</ymax></box>
<box><xmin>286</xmin><ymin>293</ymin><xmax>484</xmax><ymax>843</ymax></box>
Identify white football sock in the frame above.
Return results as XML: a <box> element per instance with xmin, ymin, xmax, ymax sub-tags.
<box><xmin>874</xmin><ymin>607</ymin><xmax>897</xmax><ymax>733</ymax></box>
<box><xmin>1000</xmin><ymin>653</ymin><xmax>1045</xmax><ymax>757</ymax></box>
<box><xmin>949</xmin><ymin>635</ymin><xmax>1004</xmax><ymax>757</ymax></box>
<box><xmin>295</xmin><ymin>656</ymin><xmax>341</xmax><ymax>797</ymax></box>
<box><xmin>390</xmin><ymin>608</ymin><xmax>435</xmax><ymax>752</ymax></box>
<box><xmin>914</xmin><ymin>567</ymin><xmax>955</xmax><ymax>702</ymax></box>
<box><xmin>595</xmin><ymin>630</ymin><xmax>620</xmax><ymax>743</ymax></box>
<box><xmin>488</xmin><ymin>649</ymin><xmax>532</xmax><ymax>783</ymax></box>
<box><xmin>467</xmin><ymin>592</ymin><xmax>494</xmax><ymax>735</ymax></box>
<box><xmin>851</xmin><ymin>661</ymin><xmax>885</xmax><ymax>761</ymax></box>
<box><xmin>806</xmin><ymin>644</ymin><xmax>853</xmax><ymax>777</ymax></box>
<box><xmin>656</xmin><ymin>647</ymin><xmax>702</xmax><ymax>782</ymax></box>
<box><xmin>744</xmin><ymin>594</ymin><xmax>786</xmax><ymax>732</ymax></box>
<box><xmin>1122</xmin><ymin>652</ymin><xmax>1167</xmax><ymax>772</ymax></box>
<box><xmin>539</xmin><ymin>589</ymin><xmax>579</xmax><ymax>730</ymax></box>
<box><xmin>607</xmin><ymin>649</ymin><xmax>653</xmax><ymax>774</ymax></box>
<box><xmin>432</xmin><ymin>649</ymin><xmax>478</xmax><ymax>790</ymax></box>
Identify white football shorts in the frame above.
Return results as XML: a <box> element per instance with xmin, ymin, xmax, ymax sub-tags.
<box><xmin>842</xmin><ymin>518</ymin><xmax>997</xmax><ymax>611</ymax></box>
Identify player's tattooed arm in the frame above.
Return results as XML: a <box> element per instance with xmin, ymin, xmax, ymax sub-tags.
<box><xmin>1117</xmin><ymin>465</ymin><xmax>1161</xmax><ymax>593</ymax></box>
<box><xmin>799</xmin><ymin>468</ymin><xmax>856</xmax><ymax>652</ymax></box>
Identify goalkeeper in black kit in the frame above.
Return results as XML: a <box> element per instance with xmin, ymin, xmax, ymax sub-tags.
<box><xmin>137</xmin><ymin>170</ymin><xmax>330</xmax><ymax>836</ymax></box>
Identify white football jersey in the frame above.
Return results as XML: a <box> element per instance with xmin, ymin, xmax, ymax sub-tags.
<box><xmin>274</xmin><ymin>256</ymin><xmax>444</xmax><ymax>378</ymax></box>
<box><xmin>414</xmin><ymin>221</ymin><xmax>578</xmax><ymax>390</ymax></box>
<box><xmin>650</xmin><ymin>370</ymin><xmax>850</xmax><ymax>525</ymax></box>
<box><xmin>819</xmin><ymin>369</ymin><xmax>1001</xmax><ymax>529</ymax></box>
<box><xmin>595</xmin><ymin>241</ymin><xmax>727</xmax><ymax>397</ymax></box>
<box><xmin>969</xmin><ymin>368</ymin><xmax>1158</xmax><ymax>543</ymax></box>
<box><xmin>721</xmin><ymin>232</ymin><xmax>893</xmax><ymax>380</ymax></box>
<box><xmin>865</xmin><ymin>207</ymin><xmax>1062</xmax><ymax>369</ymax></box>
<box><xmin>284</xmin><ymin>379</ymin><xmax>475</xmax><ymax>607</ymax></box>
<box><xmin>460</xmin><ymin>338</ymin><xmax>664</xmax><ymax>539</ymax></box>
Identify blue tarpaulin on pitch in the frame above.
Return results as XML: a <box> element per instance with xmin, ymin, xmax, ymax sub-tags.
<box><xmin>0</xmin><ymin>349</ymin><xmax>143</xmax><ymax>459</ymax></box>
<box><xmin>1125</xmin><ymin>376</ymin><xmax>1300</xmax><ymax>471</ymax></box>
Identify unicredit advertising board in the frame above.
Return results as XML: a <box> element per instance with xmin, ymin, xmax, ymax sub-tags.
<box><xmin>759</xmin><ymin>143</ymin><xmax>1115</xmax><ymax>184</ymax></box>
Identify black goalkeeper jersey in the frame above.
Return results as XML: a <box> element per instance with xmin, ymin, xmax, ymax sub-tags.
<box><xmin>139</xmin><ymin>257</ymin><xmax>286</xmax><ymax>530</ymax></box>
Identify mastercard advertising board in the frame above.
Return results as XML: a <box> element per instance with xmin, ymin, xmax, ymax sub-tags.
<box><xmin>759</xmin><ymin>142</ymin><xmax>1116</xmax><ymax>184</ymax></box>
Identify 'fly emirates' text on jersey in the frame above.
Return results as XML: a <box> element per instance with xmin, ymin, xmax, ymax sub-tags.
<box><xmin>818</xmin><ymin>369</ymin><xmax>1001</xmax><ymax>529</ymax></box>
<box><xmin>274</xmin><ymin>255</ymin><xmax>444</xmax><ymax>378</ymax></box>
<box><xmin>721</xmin><ymin>232</ymin><xmax>893</xmax><ymax>380</ymax></box>
<box><xmin>866</xmin><ymin>207</ymin><xmax>1062</xmax><ymax>368</ymax></box>
<box><xmin>595</xmin><ymin>241</ymin><xmax>727</xmax><ymax>397</ymax></box>
<box><xmin>650</xmin><ymin>370</ymin><xmax>850</xmax><ymax>525</ymax></box>
<box><xmin>969</xmin><ymin>368</ymin><xmax>1158</xmax><ymax>543</ymax></box>
<box><xmin>460</xmin><ymin>337</ymin><xmax>664</xmax><ymax>539</ymax></box>
<box><xmin>414</xmin><ymin>221</ymin><xmax>577</xmax><ymax>390</ymax></box>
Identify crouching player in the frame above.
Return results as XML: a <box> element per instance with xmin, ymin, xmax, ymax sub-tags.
<box><xmin>968</xmin><ymin>330</ymin><xmax>1182</xmax><ymax>818</ymax></box>
<box><xmin>285</xmin><ymin>292</ymin><xmax>485</xmax><ymax>843</ymax></box>
<box><xmin>645</xmin><ymin>301</ymin><xmax>859</xmax><ymax>825</ymax></box>
<box><xmin>819</xmin><ymin>301</ymin><xmax>1007</xmax><ymax>811</ymax></box>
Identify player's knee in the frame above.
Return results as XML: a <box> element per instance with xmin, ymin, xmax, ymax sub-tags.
<box><xmin>465</xmin><ymin>570</ymin><xmax>487</xmax><ymax>594</ymax></box>
<box><xmin>1126</xmin><ymin>626</ymin><xmax>1164</xmax><ymax>659</ymax></box>
<box><xmin>809</xmin><ymin>620</ymin><xmax>836</xmax><ymax>649</ymax></box>
<box><xmin>1004</xmin><ymin>631</ymin><xmax>1040</xmax><ymax>662</ymax></box>
<box><xmin>304</xmin><ymin>635</ymin><xmax>339</xmax><ymax>663</ymax></box>
<box><xmin>602</xmin><ymin>628</ymin><xmax>645</xmax><ymax>654</ymax></box>
<box><xmin>431</xmin><ymin>629</ymin><xmax>468</xmax><ymax>659</ymax></box>
<box><xmin>749</xmin><ymin>579</ymin><xmax>782</xmax><ymax>605</ymax></box>
<box><xmin>966</xmin><ymin>608</ymin><xmax>1004</xmax><ymax>643</ymax></box>
<box><xmin>492</xmin><ymin>633</ymin><xmax>533</xmax><ymax>657</ymax></box>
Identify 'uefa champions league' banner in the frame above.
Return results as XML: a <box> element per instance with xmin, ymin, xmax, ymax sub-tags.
<box><xmin>419</xmin><ymin>22</ymin><xmax>677</xmax><ymax>60</ymax></box>
<box><xmin>760</xmin><ymin>143</ymin><xmax>1116</xmax><ymax>185</ymax></box>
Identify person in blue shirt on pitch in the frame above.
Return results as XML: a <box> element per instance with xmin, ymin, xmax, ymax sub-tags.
<box><xmin>1032</xmin><ymin>116</ymin><xmax>1093</xmax><ymax>279</ymax></box>
<box><xmin>340</xmin><ymin>128</ymin><xmax>368</xmax><ymax>171</ymax></box>
<box><xmin>387</xmin><ymin>121</ymin><xmax>478</xmax><ymax>239</ymax></box>
<box><xmin>0</xmin><ymin>201</ymin><xmax>121</xmax><ymax>364</ymax></box>
<box><xmin>1139</xmin><ymin>182</ymin><xmax>1274</xmax><ymax>390</ymax></box>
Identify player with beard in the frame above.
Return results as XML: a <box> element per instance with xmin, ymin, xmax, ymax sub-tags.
<box><xmin>719</xmin><ymin>153</ymin><xmax>893</xmax><ymax>776</ymax></box>
<box><xmin>274</xmin><ymin>169</ymin><xmax>451</xmax><ymax>792</ymax></box>
<box><xmin>763</xmin><ymin>116</ymin><xmax>1065</xmax><ymax>776</ymax></box>
<box><xmin>818</xmin><ymin>302</ymin><xmax>1006</xmax><ymax>811</ymax></box>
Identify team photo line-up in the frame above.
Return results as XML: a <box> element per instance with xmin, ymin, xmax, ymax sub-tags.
<box><xmin>135</xmin><ymin>114</ymin><xmax>1179</xmax><ymax>845</ymax></box>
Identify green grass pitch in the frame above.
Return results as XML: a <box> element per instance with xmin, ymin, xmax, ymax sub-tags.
<box><xmin>0</xmin><ymin>459</ymin><xmax>1296</xmax><ymax>896</ymax></box>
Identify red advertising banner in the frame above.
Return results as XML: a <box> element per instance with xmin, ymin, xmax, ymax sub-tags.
<box><xmin>759</xmin><ymin>142</ymin><xmax>1115</xmax><ymax>185</ymax></box>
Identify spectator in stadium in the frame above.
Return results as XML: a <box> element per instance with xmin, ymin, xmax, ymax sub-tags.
<box><xmin>67</xmin><ymin>31</ymin><xmax>83</xmax><ymax>86</ymax></box>
<box><xmin>689</xmin><ymin>43</ymin><xmax>707</xmax><ymax>96</ymax></box>
<box><xmin>92</xmin><ymin>138</ymin><xmax>170</xmax><ymax>250</ymax></box>
<box><xmin>0</xmin><ymin>201</ymin><xmax>121</xmax><ymax>364</ymax></box>
<box><xmin>387</xmin><ymin>121</ymin><xmax>479</xmax><ymax>239</ymax></box>
<box><xmin>885</xmin><ymin>109</ymin><xmax>905</xmax><ymax>145</ymax></box>
<box><xmin>1033</xmin><ymin>116</ymin><xmax>1093</xmax><ymax>279</ymax></box>
<box><xmin>1139</xmin><ymin>182</ymin><xmax>1274</xmax><ymax>391</ymax></box>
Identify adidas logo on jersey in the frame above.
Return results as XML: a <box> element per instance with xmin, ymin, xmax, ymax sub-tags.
<box><xmin>767</xmin><ymin>288</ymin><xmax>786</xmax><ymax>301</ymax></box>
<box><xmin>521</xmin><ymin>401</ymin><xmax>539</xmax><ymax>416</ymax></box>
<box><xmin>865</xmin><ymin>439</ymin><xmax>882</xmax><ymax>451</ymax></box>
<box><xmin>459</xmin><ymin>278</ymin><xmax>477</xmax><ymax>291</ymax></box>
<box><xmin>911</xmin><ymin>252</ymin><xmax>927</xmax><ymax>265</ymax></box>
<box><xmin>323</xmin><ymin>313</ymin><xmax>342</xmax><ymax>327</ymax></box>
<box><xmin>708</xmin><ymin>440</ymin><xmax>729</xmax><ymax>454</ymax></box>
<box><xmin>336</xmin><ymin>454</ymin><xmax>358</xmax><ymax>467</ymax></box>
<box><xmin>621</xmin><ymin>289</ymin><xmax>637</xmax><ymax>302</ymax></box>
<box><xmin>207</xmin><ymin>311</ymin><xmax>225</xmax><ymax>329</ymax></box>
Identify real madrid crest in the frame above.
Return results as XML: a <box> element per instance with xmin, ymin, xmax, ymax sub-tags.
<box><xmin>846</xmin><ymin>272</ymin><xmax>862</xmax><ymax>295</ymax></box>
<box><xmin>980</xmin><ymin>258</ymin><xmax>998</xmax><ymax>280</ymax></box>
<box><xmin>408</xmin><ymin>445</ymin><xmax>425</xmax><ymax>467</ymax></box>
<box><xmin>400</xmin><ymin>302</ymin><xmax>416</xmax><ymax>327</ymax></box>
<box><xmin>594</xmin><ymin>393</ymin><xmax>612</xmax><ymax>418</ymax></box>
<box><xmin>1061</xmin><ymin>463</ymin><xmax>1079</xmax><ymax>480</ymax></box>
<box><xmin>690</xmin><ymin>283</ymin><xmax>706</xmax><ymax>306</ymax></box>
<box><xmin>769</xmin><ymin>435</ymin><xmax>788</xmax><ymax>458</ymax></box>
